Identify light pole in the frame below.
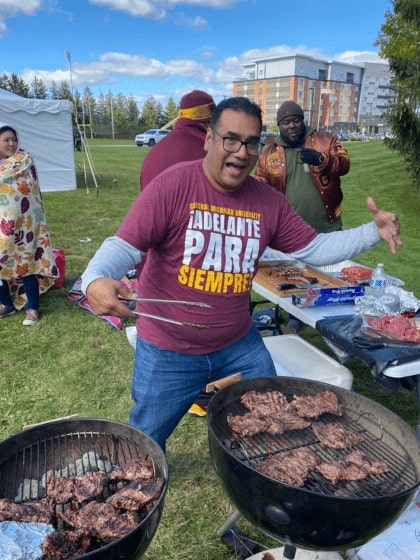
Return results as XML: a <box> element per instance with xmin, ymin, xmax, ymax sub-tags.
<box><xmin>64</xmin><ymin>50</ymin><xmax>74</xmax><ymax>97</ymax></box>
<box><xmin>109</xmin><ymin>95</ymin><xmax>115</xmax><ymax>141</ymax></box>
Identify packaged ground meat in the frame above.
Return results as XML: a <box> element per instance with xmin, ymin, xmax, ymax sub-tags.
<box><xmin>340</xmin><ymin>265</ymin><xmax>372</xmax><ymax>282</ymax></box>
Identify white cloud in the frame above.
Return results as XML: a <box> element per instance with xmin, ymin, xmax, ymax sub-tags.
<box><xmin>20</xmin><ymin>52</ymin><xmax>211</xmax><ymax>90</ymax></box>
<box><xmin>90</xmin><ymin>0</ymin><xmax>166</xmax><ymax>19</ymax></box>
<box><xmin>334</xmin><ymin>50</ymin><xmax>383</xmax><ymax>64</ymax></box>
<box><xmin>0</xmin><ymin>0</ymin><xmax>42</xmax><ymax>34</ymax></box>
<box><xmin>18</xmin><ymin>44</ymin><xmax>384</xmax><ymax>101</ymax></box>
<box><xmin>173</xmin><ymin>12</ymin><xmax>208</xmax><ymax>28</ymax></box>
<box><xmin>89</xmin><ymin>0</ymin><xmax>242</xmax><ymax>23</ymax></box>
<box><xmin>0</xmin><ymin>0</ymin><xmax>41</xmax><ymax>13</ymax></box>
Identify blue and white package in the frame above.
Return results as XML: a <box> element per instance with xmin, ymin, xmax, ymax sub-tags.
<box><xmin>292</xmin><ymin>285</ymin><xmax>365</xmax><ymax>308</ymax></box>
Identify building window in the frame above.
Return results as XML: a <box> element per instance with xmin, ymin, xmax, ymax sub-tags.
<box><xmin>346</xmin><ymin>73</ymin><xmax>354</xmax><ymax>84</ymax></box>
<box><xmin>318</xmin><ymin>69</ymin><xmax>327</xmax><ymax>81</ymax></box>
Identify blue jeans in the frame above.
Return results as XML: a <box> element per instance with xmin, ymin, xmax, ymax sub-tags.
<box><xmin>0</xmin><ymin>275</ymin><xmax>39</xmax><ymax>310</ymax></box>
<box><xmin>129</xmin><ymin>324</ymin><xmax>276</xmax><ymax>450</ymax></box>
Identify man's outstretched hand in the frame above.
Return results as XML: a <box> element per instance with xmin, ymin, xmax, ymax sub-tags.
<box><xmin>366</xmin><ymin>196</ymin><xmax>402</xmax><ymax>255</ymax></box>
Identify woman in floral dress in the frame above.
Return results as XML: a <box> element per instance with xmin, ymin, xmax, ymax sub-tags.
<box><xmin>0</xmin><ymin>123</ymin><xmax>58</xmax><ymax>325</ymax></box>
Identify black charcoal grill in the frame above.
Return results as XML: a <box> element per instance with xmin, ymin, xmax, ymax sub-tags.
<box><xmin>0</xmin><ymin>418</ymin><xmax>169</xmax><ymax>560</ymax></box>
<box><xmin>207</xmin><ymin>377</ymin><xmax>420</xmax><ymax>555</ymax></box>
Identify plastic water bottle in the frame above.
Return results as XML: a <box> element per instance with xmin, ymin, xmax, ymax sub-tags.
<box><xmin>369</xmin><ymin>263</ymin><xmax>386</xmax><ymax>297</ymax></box>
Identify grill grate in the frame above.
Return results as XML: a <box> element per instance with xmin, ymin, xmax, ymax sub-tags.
<box><xmin>0</xmin><ymin>430</ymin><xmax>152</xmax><ymax>503</ymax></box>
<box><xmin>214</xmin><ymin>397</ymin><xmax>418</xmax><ymax>499</ymax></box>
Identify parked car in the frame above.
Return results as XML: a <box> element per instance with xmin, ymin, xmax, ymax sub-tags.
<box><xmin>73</xmin><ymin>127</ymin><xmax>82</xmax><ymax>151</ymax></box>
<box><xmin>260</xmin><ymin>132</ymin><xmax>277</xmax><ymax>145</ymax></box>
<box><xmin>135</xmin><ymin>129</ymin><xmax>171</xmax><ymax>147</ymax></box>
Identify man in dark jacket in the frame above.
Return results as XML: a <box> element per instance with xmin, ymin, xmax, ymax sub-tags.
<box><xmin>255</xmin><ymin>100</ymin><xmax>350</xmax><ymax>232</ymax></box>
<box><xmin>255</xmin><ymin>100</ymin><xmax>350</xmax><ymax>330</ymax></box>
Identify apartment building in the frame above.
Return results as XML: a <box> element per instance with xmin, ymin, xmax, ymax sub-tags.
<box><xmin>233</xmin><ymin>54</ymin><xmax>394</xmax><ymax>135</ymax></box>
<box><xmin>358</xmin><ymin>61</ymin><xmax>395</xmax><ymax>135</ymax></box>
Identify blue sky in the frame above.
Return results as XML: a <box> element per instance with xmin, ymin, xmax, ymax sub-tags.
<box><xmin>0</xmin><ymin>0</ymin><xmax>392</xmax><ymax>107</ymax></box>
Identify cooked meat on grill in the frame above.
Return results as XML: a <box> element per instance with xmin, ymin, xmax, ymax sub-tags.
<box><xmin>46</xmin><ymin>474</ymin><xmax>74</xmax><ymax>503</ymax></box>
<box><xmin>240</xmin><ymin>390</ymin><xmax>289</xmax><ymax>416</ymax></box>
<box><xmin>317</xmin><ymin>460</ymin><xmax>369</xmax><ymax>485</ymax></box>
<box><xmin>42</xmin><ymin>529</ymin><xmax>93</xmax><ymax>560</ymax></box>
<box><xmin>312</xmin><ymin>422</ymin><xmax>365</xmax><ymax>449</ymax></box>
<box><xmin>1</xmin><ymin>454</ymin><xmax>164</xmax><ymax>559</ymax></box>
<box><xmin>289</xmin><ymin>390</ymin><xmax>343</xmax><ymax>419</ymax></box>
<box><xmin>227</xmin><ymin>412</ymin><xmax>271</xmax><ymax>437</ymax></box>
<box><xmin>0</xmin><ymin>497</ymin><xmax>54</xmax><ymax>524</ymax></box>
<box><xmin>58</xmin><ymin>501</ymin><xmax>139</xmax><ymax>539</ymax></box>
<box><xmin>265</xmin><ymin>411</ymin><xmax>311</xmax><ymax>435</ymax></box>
<box><xmin>227</xmin><ymin>408</ymin><xmax>310</xmax><ymax>437</ymax></box>
<box><xmin>47</xmin><ymin>470</ymin><xmax>108</xmax><ymax>504</ymax></box>
<box><xmin>106</xmin><ymin>477</ymin><xmax>164</xmax><ymax>511</ymax></box>
<box><xmin>344</xmin><ymin>449</ymin><xmax>389</xmax><ymax>475</ymax></box>
<box><xmin>0</xmin><ymin>498</ymin><xmax>27</xmax><ymax>521</ymax></box>
<box><xmin>109</xmin><ymin>456</ymin><xmax>155</xmax><ymax>482</ymax></box>
<box><xmin>72</xmin><ymin>470</ymin><xmax>108</xmax><ymax>502</ymax></box>
<box><xmin>256</xmin><ymin>447</ymin><xmax>321</xmax><ymax>487</ymax></box>
<box><xmin>317</xmin><ymin>450</ymin><xmax>388</xmax><ymax>484</ymax></box>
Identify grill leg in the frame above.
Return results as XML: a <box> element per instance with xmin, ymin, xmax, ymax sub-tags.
<box><xmin>283</xmin><ymin>544</ymin><xmax>297</xmax><ymax>559</ymax></box>
<box><xmin>216</xmin><ymin>510</ymin><xmax>242</xmax><ymax>536</ymax></box>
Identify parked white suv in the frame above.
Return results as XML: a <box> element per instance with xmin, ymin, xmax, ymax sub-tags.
<box><xmin>135</xmin><ymin>129</ymin><xmax>170</xmax><ymax>147</ymax></box>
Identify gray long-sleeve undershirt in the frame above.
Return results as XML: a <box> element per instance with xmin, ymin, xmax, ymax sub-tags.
<box><xmin>81</xmin><ymin>222</ymin><xmax>380</xmax><ymax>295</ymax></box>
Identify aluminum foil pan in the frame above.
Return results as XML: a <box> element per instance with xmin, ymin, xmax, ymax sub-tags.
<box><xmin>0</xmin><ymin>521</ymin><xmax>54</xmax><ymax>560</ymax></box>
<box><xmin>354</xmin><ymin>286</ymin><xmax>420</xmax><ymax>317</ymax></box>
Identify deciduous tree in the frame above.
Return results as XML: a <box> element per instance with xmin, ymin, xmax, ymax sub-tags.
<box><xmin>376</xmin><ymin>0</ymin><xmax>420</xmax><ymax>185</ymax></box>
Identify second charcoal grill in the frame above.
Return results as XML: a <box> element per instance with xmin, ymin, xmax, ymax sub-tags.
<box><xmin>207</xmin><ymin>377</ymin><xmax>420</xmax><ymax>553</ymax></box>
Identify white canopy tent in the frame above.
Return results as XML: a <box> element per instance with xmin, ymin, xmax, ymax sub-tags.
<box><xmin>0</xmin><ymin>89</ymin><xmax>77</xmax><ymax>192</ymax></box>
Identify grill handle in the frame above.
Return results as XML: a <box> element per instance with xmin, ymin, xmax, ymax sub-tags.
<box><xmin>265</xmin><ymin>504</ymin><xmax>291</xmax><ymax>525</ymax></box>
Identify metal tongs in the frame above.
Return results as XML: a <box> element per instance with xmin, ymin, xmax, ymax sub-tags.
<box><xmin>118</xmin><ymin>296</ymin><xmax>211</xmax><ymax>329</ymax></box>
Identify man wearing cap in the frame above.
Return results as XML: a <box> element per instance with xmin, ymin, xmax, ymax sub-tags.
<box><xmin>140</xmin><ymin>90</ymin><xmax>216</xmax><ymax>190</ymax></box>
<box><xmin>255</xmin><ymin>100</ymin><xmax>350</xmax><ymax>331</ymax></box>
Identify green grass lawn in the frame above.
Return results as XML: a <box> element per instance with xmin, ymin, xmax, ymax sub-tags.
<box><xmin>0</xmin><ymin>139</ymin><xmax>418</xmax><ymax>559</ymax></box>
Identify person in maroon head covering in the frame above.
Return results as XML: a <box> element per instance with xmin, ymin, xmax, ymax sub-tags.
<box><xmin>139</xmin><ymin>89</ymin><xmax>216</xmax><ymax>190</ymax></box>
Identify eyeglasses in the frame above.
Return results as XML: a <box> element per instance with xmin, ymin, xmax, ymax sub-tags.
<box><xmin>211</xmin><ymin>128</ymin><xmax>263</xmax><ymax>156</ymax></box>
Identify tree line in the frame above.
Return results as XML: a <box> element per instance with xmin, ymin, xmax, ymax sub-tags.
<box><xmin>0</xmin><ymin>73</ymin><xmax>179</xmax><ymax>139</ymax></box>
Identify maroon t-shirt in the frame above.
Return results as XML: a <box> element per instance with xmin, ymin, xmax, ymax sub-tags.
<box><xmin>118</xmin><ymin>160</ymin><xmax>316</xmax><ymax>353</ymax></box>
